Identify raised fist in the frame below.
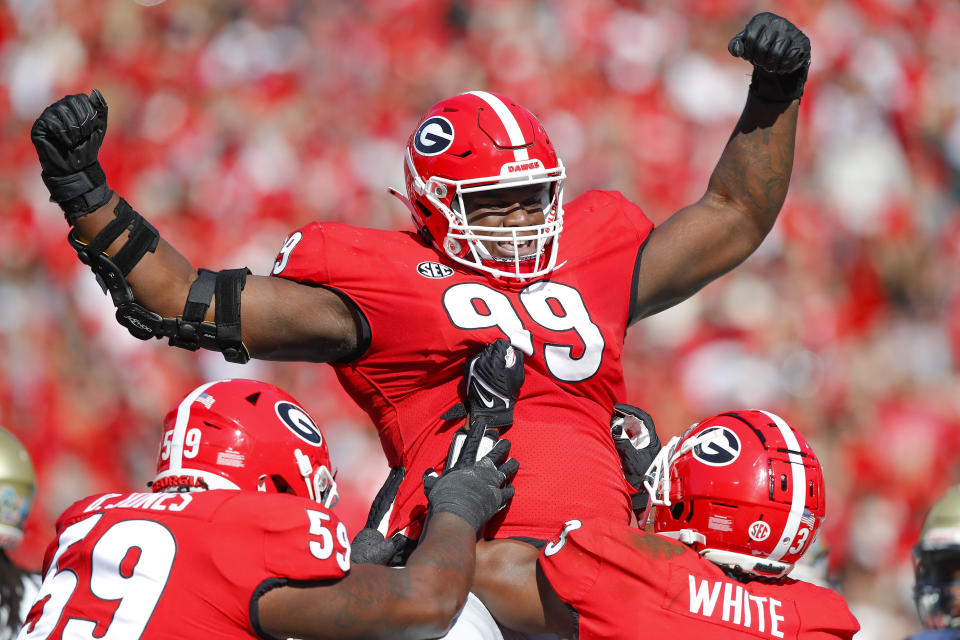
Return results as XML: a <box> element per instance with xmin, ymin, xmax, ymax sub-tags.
<box><xmin>31</xmin><ymin>89</ymin><xmax>113</xmax><ymax>219</ymax></box>
<box><xmin>729</xmin><ymin>12</ymin><xmax>811</xmax><ymax>102</ymax></box>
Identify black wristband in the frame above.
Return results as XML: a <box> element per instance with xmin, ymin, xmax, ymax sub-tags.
<box><xmin>42</xmin><ymin>162</ymin><xmax>114</xmax><ymax>221</ymax></box>
<box><xmin>749</xmin><ymin>66</ymin><xmax>808</xmax><ymax>103</ymax></box>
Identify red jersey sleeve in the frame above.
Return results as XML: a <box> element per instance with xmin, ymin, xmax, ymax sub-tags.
<box><xmin>538</xmin><ymin>519</ymin><xmax>605</xmax><ymax>607</ymax></box>
<box><xmin>269</xmin><ymin>222</ymin><xmax>331</xmax><ymax>284</ymax></box>
<box><xmin>782</xmin><ymin>580</ymin><xmax>860</xmax><ymax>639</ymax></box>
<box><xmin>210</xmin><ymin>492</ymin><xmax>350</xmax><ymax>585</ymax></box>
<box><xmin>580</xmin><ymin>189</ymin><xmax>655</xmax><ymax>240</ymax></box>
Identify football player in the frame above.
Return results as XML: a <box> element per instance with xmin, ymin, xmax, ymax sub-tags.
<box><xmin>30</xmin><ymin>9</ymin><xmax>810</xmax><ymax>591</ymax></box>
<box><xmin>472</xmin><ymin>410</ymin><xmax>860</xmax><ymax>640</ymax></box>
<box><xmin>910</xmin><ymin>486</ymin><xmax>960</xmax><ymax>639</ymax></box>
<box><xmin>0</xmin><ymin>427</ymin><xmax>40</xmax><ymax>640</ymax></box>
<box><xmin>17</xmin><ymin>379</ymin><xmax>516</xmax><ymax>640</ymax></box>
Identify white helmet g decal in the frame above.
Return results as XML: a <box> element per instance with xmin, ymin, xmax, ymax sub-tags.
<box><xmin>275</xmin><ymin>401</ymin><xmax>323</xmax><ymax>447</ymax></box>
<box><xmin>414</xmin><ymin>116</ymin><xmax>455</xmax><ymax>156</ymax></box>
<box><xmin>691</xmin><ymin>426</ymin><xmax>741</xmax><ymax>466</ymax></box>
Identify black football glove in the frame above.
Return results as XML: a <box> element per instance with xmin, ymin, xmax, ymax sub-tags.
<box><xmin>611</xmin><ymin>403</ymin><xmax>662</xmax><ymax>512</ymax></box>
<box><xmin>31</xmin><ymin>89</ymin><xmax>114</xmax><ymax>221</ymax></box>
<box><xmin>728</xmin><ymin>12</ymin><xmax>811</xmax><ymax>102</ymax></box>
<box><xmin>465</xmin><ymin>338</ymin><xmax>524</xmax><ymax>430</ymax></box>
<box><xmin>350</xmin><ymin>467</ymin><xmax>417</xmax><ymax>566</ymax></box>
<box><xmin>422</xmin><ymin>423</ymin><xmax>518</xmax><ymax>533</ymax></box>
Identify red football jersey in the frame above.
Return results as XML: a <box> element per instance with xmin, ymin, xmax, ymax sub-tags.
<box><xmin>21</xmin><ymin>490</ymin><xmax>350</xmax><ymax>640</ymax></box>
<box><xmin>539</xmin><ymin>519</ymin><xmax>860</xmax><ymax>640</ymax></box>
<box><xmin>271</xmin><ymin>190</ymin><xmax>654</xmax><ymax>541</ymax></box>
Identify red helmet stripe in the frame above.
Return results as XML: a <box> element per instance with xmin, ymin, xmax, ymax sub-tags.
<box><xmin>762</xmin><ymin>410</ymin><xmax>807</xmax><ymax>561</ymax></box>
<box><xmin>168</xmin><ymin>380</ymin><xmax>221</xmax><ymax>472</ymax></box>
<box><xmin>466</xmin><ymin>91</ymin><xmax>530</xmax><ymax>162</ymax></box>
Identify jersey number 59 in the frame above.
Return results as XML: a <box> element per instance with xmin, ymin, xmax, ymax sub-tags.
<box><xmin>20</xmin><ymin>514</ymin><xmax>175</xmax><ymax>640</ymax></box>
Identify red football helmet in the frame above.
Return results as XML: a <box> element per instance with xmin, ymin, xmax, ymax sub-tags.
<box><xmin>399</xmin><ymin>91</ymin><xmax>566</xmax><ymax>280</ymax></box>
<box><xmin>152</xmin><ymin>379</ymin><xmax>338</xmax><ymax>507</ymax></box>
<box><xmin>645</xmin><ymin>410</ymin><xmax>824</xmax><ymax>578</ymax></box>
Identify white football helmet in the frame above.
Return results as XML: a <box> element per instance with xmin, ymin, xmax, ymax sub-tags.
<box><xmin>0</xmin><ymin>426</ymin><xmax>35</xmax><ymax>549</ymax></box>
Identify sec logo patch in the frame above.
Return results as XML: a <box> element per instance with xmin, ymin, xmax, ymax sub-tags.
<box><xmin>417</xmin><ymin>261</ymin><xmax>454</xmax><ymax>279</ymax></box>
<box><xmin>749</xmin><ymin>520</ymin><xmax>771</xmax><ymax>541</ymax></box>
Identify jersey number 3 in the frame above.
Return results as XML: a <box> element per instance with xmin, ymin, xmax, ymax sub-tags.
<box><xmin>443</xmin><ymin>282</ymin><xmax>605</xmax><ymax>382</ymax></box>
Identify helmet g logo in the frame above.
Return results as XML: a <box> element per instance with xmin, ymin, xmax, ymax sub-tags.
<box><xmin>414</xmin><ymin>116</ymin><xmax>454</xmax><ymax>156</ymax></box>
<box><xmin>275</xmin><ymin>401</ymin><xmax>323</xmax><ymax>447</ymax></box>
<box><xmin>691</xmin><ymin>426</ymin><xmax>741</xmax><ymax>466</ymax></box>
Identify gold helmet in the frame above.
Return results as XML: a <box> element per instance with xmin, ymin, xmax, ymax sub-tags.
<box><xmin>0</xmin><ymin>426</ymin><xmax>36</xmax><ymax>549</ymax></box>
<box><xmin>914</xmin><ymin>485</ymin><xmax>960</xmax><ymax>629</ymax></box>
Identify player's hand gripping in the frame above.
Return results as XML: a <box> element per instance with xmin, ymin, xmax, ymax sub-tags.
<box><xmin>465</xmin><ymin>338</ymin><xmax>524</xmax><ymax>430</ymax></box>
<box><xmin>350</xmin><ymin>467</ymin><xmax>416</xmax><ymax>566</ymax></box>
<box><xmin>611</xmin><ymin>404</ymin><xmax>662</xmax><ymax>513</ymax></box>
<box><xmin>31</xmin><ymin>89</ymin><xmax>114</xmax><ymax>220</ymax></box>
<box><xmin>423</xmin><ymin>421</ymin><xmax>518</xmax><ymax>533</ymax></box>
<box><xmin>729</xmin><ymin>12</ymin><xmax>811</xmax><ymax>102</ymax></box>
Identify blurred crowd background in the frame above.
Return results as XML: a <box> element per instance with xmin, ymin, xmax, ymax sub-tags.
<box><xmin>1</xmin><ymin>0</ymin><xmax>957</xmax><ymax>637</ymax></box>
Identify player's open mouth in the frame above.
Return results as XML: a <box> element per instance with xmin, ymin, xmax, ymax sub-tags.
<box><xmin>495</xmin><ymin>239</ymin><xmax>537</xmax><ymax>258</ymax></box>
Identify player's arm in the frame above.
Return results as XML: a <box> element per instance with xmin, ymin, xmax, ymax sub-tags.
<box><xmin>473</xmin><ymin>539</ymin><xmax>576</xmax><ymax>638</ymax></box>
<box><xmin>30</xmin><ymin>92</ymin><xmax>360</xmax><ymax>363</ymax></box>
<box><xmin>258</xmin><ymin>420</ymin><xmax>518</xmax><ymax>640</ymax></box>
<box><xmin>259</xmin><ymin>512</ymin><xmax>477</xmax><ymax>640</ymax></box>
<box><xmin>630</xmin><ymin>12</ymin><xmax>810</xmax><ymax>322</ymax></box>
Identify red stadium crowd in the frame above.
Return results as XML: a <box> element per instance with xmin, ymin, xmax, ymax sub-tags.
<box><xmin>1</xmin><ymin>1</ymin><xmax>959</xmax><ymax>637</ymax></box>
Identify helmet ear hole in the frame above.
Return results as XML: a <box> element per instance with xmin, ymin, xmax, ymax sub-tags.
<box><xmin>670</xmin><ymin>501</ymin><xmax>685</xmax><ymax>521</ymax></box>
<box><xmin>414</xmin><ymin>201</ymin><xmax>432</xmax><ymax>219</ymax></box>
<box><xmin>268</xmin><ymin>475</ymin><xmax>295</xmax><ymax>495</ymax></box>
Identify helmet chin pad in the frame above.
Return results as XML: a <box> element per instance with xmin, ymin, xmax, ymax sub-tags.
<box><xmin>700</xmin><ymin>549</ymin><xmax>794</xmax><ymax>579</ymax></box>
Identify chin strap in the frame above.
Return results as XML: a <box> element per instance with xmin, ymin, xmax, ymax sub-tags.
<box><xmin>656</xmin><ymin>528</ymin><xmax>707</xmax><ymax>546</ymax></box>
<box><xmin>700</xmin><ymin>549</ymin><xmax>794</xmax><ymax>579</ymax></box>
<box><xmin>388</xmin><ymin>187</ymin><xmax>418</xmax><ymax>220</ymax></box>
<box><xmin>295</xmin><ymin>449</ymin><xmax>339</xmax><ymax>508</ymax></box>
